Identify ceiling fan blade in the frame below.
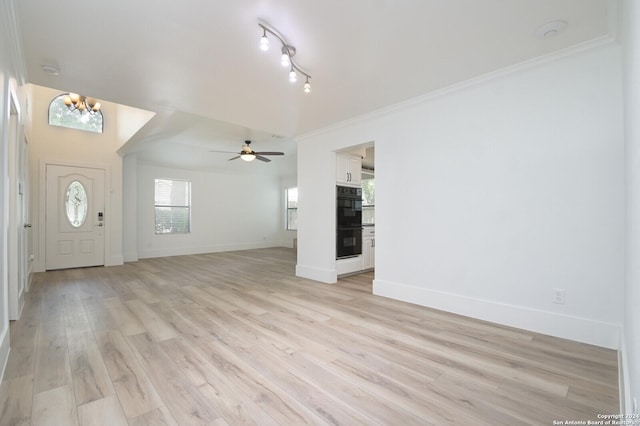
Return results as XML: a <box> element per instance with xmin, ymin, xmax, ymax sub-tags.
<box><xmin>228</xmin><ymin>155</ymin><xmax>241</xmax><ymax>161</ymax></box>
<box><xmin>254</xmin><ymin>151</ymin><xmax>284</xmax><ymax>156</ymax></box>
<box><xmin>255</xmin><ymin>155</ymin><xmax>271</xmax><ymax>162</ymax></box>
<box><xmin>209</xmin><ymin>150</ymin><xmax>239</xmax><ymax>154</ymax></box>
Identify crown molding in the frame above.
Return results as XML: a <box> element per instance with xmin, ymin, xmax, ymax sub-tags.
<box><xmin>608</xmin><ymin>0</ymin><xmax>622</xmax><ymax>43</ymax></box>
<box><xmin>297</xmin><ymin>33</ymin><xmax>618</xmax><ymax>142</ymax></box>
<box><xmin>2</xmin><ymin>0</ymin><xmax>28</xmax><ymax>85</ymax></box>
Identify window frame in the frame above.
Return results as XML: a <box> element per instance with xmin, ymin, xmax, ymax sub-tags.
<box><xmin>286</xmin><ymin>187</ymin><xmax>298</xmax><ymax>231</ymax></box>
<box><xmin>361</xmin><ymin>172</ymin><xmax>375</xmax><ymax>226</ymax></box>
<box><xmin>154</xmin><ymin>178</ymin><xmax>192</xmax><ymax>235</ymax></box>
<box><xmin>48</xmin><ymin>93</ymin><xmax>104</xmax><ymax>134</ymax></box>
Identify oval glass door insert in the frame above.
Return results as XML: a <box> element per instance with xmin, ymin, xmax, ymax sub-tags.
<box><xmin>65</xmin><ymin>180</ymin><xmax>88</xmax><ymax>227</ymax></box>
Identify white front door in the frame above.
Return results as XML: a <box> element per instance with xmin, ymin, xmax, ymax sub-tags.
<box><xmin>46</xmin><ymin>164</ymin><xmax>105</xmax><ymax>270</ymax></box>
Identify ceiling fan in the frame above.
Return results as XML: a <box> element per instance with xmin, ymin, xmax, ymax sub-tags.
<box><xmin>210</xmin><ymin>141</ymin><xmax>284</xmax><ymax>162</ymax></box>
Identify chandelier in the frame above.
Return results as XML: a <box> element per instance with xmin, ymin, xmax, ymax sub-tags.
<box><xmin>62</xmin><ymin>93</ymin><xmax>101</xmax><ymax>115</ymax></box>
<box><xmin>258</xmin><ymin>22</ymin><xmax>312</xmax><ymax>93</ymax></box>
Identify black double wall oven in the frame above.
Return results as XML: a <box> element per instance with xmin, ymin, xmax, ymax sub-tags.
<box><xmin>336</xmin><ymin>185</ymin><xmax>362</xmax><ymax>259</ymax></box>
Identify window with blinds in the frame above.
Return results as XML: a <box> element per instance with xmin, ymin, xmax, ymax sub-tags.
<box><xmin>154</xmin><ymin>178</ymin><xmax>191</xmax><ymax>234</ymax></box>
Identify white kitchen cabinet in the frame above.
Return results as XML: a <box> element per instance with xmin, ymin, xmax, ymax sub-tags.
<box><xmin>362</xmin><ymin>227</ymin><xmax>375</xmax><ymax>270</ymax></box>
<box><xmin>336</xmin><ymin>153</ymin><xmax>362</xmax><ymax>186</ymax></box>
<box><xmin>336</xmin><ymin>256</ymin><xmax>363</xmax><ymax>276</ymax></box>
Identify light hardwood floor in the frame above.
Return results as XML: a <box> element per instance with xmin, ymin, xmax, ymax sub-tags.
<box><xmin>0</xmin><ymin>248</ymin><xmax>619</xmax><ymax>425</ymax></box>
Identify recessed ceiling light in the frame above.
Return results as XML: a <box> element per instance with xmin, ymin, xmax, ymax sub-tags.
<box><xmin>534</xmin><ymin>20</ymin><xmax>568</xmax><ymax>39</ymax></box>
<box><xmin>41</xmin><ymin>64</ymin><xmax>60</xmax><ymax>75</ymax></box>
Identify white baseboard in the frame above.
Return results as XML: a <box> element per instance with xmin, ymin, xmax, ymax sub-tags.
<box><xmin>26</xmin><ymin>263</ymin><xmax>33</xmax><ymax>292</ymax></box>
<box><xmin>0</xmin><ymin>326</ymin><xmax>10</xmax><ymax>384</ymax></box>
<box><xmin>17</xmin><ymin>296</ymin><xmax>24</xmax><ymax>320</ymax></box>
<box><xmin>137</xmin><ymin>241</ymin><xmax>281</xmax><ymax>260</ymax></box>
<box><xmin>619</xmin><ymin>335</ymin><xmax>631</xmax><ymax>414</ymax></box>
<box><xmin>123</xmin><ymin>252</ymin><xmax>138</xmax><ymax>263</ymax></box>
<box><xmin>106</xmin><ymin>255</ymin><xmax>124</xmax><ymax>267</ymax></box>
<box><xmin>295</xmin><ymin>264</ymin><xmax>337</xmax><ymax>284</ymax></box>
<box><xmin>373</xmin><ymin>279</ymin><xmax>621</xmax><ymax>349</ymax></box>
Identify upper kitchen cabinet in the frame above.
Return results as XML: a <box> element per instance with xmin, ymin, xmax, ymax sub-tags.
<box><xmin>336</xmin><ymin>153</ymin><xmax>362</xmax><ymax>186</ymax></box>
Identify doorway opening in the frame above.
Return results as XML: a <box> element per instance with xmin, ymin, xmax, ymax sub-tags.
<box><xmin>336</xmin><ymin>143</ymin><xmax>375</xmax><ymax>293</ymax></box>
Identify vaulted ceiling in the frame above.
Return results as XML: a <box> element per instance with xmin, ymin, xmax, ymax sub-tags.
<box><xmin>16</xmin><ymin>0</ymin><xmax>618</xmax><ymax>174</ymax></box>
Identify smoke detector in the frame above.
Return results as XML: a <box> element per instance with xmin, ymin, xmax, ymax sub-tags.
<box><xmin>41</xmin><ymin>64</ymin><xmax>60</xmax><ymax>75</ymax></box>
<box><xmin>534</xmin><ymin>20</ymin><xmax>568</xmax><ymax>39</ymax></box>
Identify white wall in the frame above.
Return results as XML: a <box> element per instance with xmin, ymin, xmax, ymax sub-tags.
<box><xmin>137</xmin><ymin>164</ymin><xmax>283</xmax><ymax>258</ymax></box>
<box><xmin>115</xmin><ymin>105</ymin><xmax>155</xmax><ymax>151</ymax></box>
<box><xmin>0</xmin><ymin>0</ymin><xmax>27</xmax><ymax>381</ymax></box>
<box><xmin>622</xmin><ymin>0</ymin><xmax>640</xmax><ymax>414</ymax></box>
<box><xmin>29</xmin><ymin>84</ymin><xmax>124</xmax><ymax>271</ymax></box>
<box><xmin>296</xmin><ymin>43</ymin><xmax>624</xmax><ymax>349</ymax></box>
<box><xmin>123</xmin><ymin>153</ymin><xmax>138</xmax><ymax>262</ymax></box>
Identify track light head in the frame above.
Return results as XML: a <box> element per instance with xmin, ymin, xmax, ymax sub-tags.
<box><xmin>259</xmin><ymin>28</ymin><xmax>269</xmax><ymax>51</ymax></box>
<box><xmin>281</xmin><ymin>48</ymin><xmax>291</xmax><ymax>67</ymax></box>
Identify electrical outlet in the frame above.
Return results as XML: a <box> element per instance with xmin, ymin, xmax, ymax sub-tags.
<box><xmin>553</xmin><ymin>288</ymin><xmax>565</xmax><ymax>304</ymax></box>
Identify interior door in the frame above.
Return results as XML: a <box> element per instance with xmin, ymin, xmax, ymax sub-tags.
<box><xmin>8</xmin><ymin>94</ymin><xmax>23</xmax><ymax>319</ymax></box>
<box><xmin>46</xmin><ymin>164</ymin><xmax>105</xmax><ymax>270</ymax></box>
<box><xmin>18</xmin><ymin>136</ymin><xmax>29</xmax><ymax>295</ymax></box>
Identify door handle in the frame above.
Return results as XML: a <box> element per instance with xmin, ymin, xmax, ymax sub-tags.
<box><xmin>24</xmin><ymin>224</ymin><xmax>32</xmax><ymax>228</ymax></box>
<box><xmin>97</xmin><ymin>223</ymin><xmax>103</xmax><ymax>227</ymax></box>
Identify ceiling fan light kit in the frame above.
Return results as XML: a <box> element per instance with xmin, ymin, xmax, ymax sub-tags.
<box><xmin>258</xmin><ymin>22</ymin><xmax>311</xmax><ymax>93</ymax></box>
<box><xmin>211</xmin><ymin>141</ymin><xmax>285</xmax><ymax>163</ymax></box>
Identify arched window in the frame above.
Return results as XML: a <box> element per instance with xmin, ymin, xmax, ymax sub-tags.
<box><xmin>48</xmin><ymin>93</ymin><xmax>103</xmax><ymax>133</ymax></box>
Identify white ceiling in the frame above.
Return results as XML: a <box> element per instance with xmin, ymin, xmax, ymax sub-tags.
<box><xmin>16</xmin><ymin>0</ymin><xmax>617</xmax><ymax>175</ymax></box>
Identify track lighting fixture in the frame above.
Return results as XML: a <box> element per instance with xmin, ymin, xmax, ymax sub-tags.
<box><xmin>258</xmin><ymin>22</ymin><xmax>312</xmax><ymax>93</ymax></box>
